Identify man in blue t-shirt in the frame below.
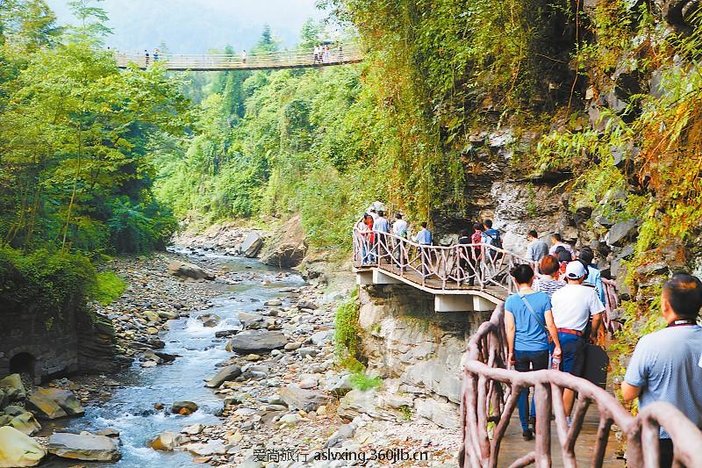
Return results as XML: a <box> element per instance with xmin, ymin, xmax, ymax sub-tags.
<box><xmin>505</xmin><ymin>264</ymin><xmax>562</xmax><ymax>440</ymax></box>
<box><xmin>621</xmin><ymin>273</ymin><xmax>702</xmax><ymax>468</ymax></box>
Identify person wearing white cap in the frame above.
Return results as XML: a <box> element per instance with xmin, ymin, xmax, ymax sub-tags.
<box><xmin>550</xmin><ymin>260</ymin><xmax>605</xmax><ymax>417</ymax></box>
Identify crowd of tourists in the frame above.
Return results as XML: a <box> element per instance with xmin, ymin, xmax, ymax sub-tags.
<box><xmin>313</xmin><ymin>44</ymin><xmax>341</xmax><ymax>64</ymax></box>
<box><xmin>355</xmin><ymin>205</ymin><xmax>702</xmax><ymax>465</ymax></box>
<box><xmin>506</xmin><ymin>240</ymin><xmax>702</xmax><ymax>467</ymax></box>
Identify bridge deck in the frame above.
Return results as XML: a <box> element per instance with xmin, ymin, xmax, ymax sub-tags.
<box><xmin>114</xmin><ymin>45</ymin><xmax>362</xmax><ymax>71</ymax></box>
<box><xmin>499</xmin><ymin>411</ymin><xmax>623</xmax><ymax>466</ymax></box>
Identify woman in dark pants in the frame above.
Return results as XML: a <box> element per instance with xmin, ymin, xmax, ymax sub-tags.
<box><xmin>505</xmin><ymin>264</ymin><xmax>562</xmax><ymax>440</ymax></box>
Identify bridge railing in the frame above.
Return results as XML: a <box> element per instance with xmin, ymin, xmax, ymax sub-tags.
<box><xmin>114</xmin><ymin>44</ymin><xmax>362</xmax><ymax>70</ymax></box>
<box><xmin>353</xmin><ymin>227</ymin><xmax>533</xmax><ymax>296</ymax></box>
<box><xmin>459</xmin><ymin>304</ymin><xmax>702</xmax><ymax>467</ymax></box>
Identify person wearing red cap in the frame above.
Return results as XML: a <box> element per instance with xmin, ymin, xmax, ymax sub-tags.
<box><xmin>551</xmin><ymin>261</ymin><xmax>605</xmax><ymax>416</ymax></box>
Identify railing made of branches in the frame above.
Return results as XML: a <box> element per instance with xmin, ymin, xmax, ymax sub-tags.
<box><xmin>459</xmin><ymin>305</ymin><xmax>702</xmax><ymax>467</ymax></box>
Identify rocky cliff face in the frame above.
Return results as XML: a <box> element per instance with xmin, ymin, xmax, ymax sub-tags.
<box><xmin>357</xmin><ymin>284</ymin><xmax>490</xmax><ymax>428</ymax></box>
<box><xmin>0</xmin><ymin>305</ymin><xmax>120</xmax><ymax>383</ymax></box>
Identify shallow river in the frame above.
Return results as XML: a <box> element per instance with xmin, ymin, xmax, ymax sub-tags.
<box><xmin>47</xmin><ymin>252</ymin><xmax>304</xmax><ymax>467</ymax></box>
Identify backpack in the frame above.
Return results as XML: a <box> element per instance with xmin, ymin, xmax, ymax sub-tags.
<box><xmin>484</xmin><ymin>230</ymin><xmax>502</xmax><ymax>249</ymax></box>
<box><xmin>484</xmin><ymin>230</ymin><xmax>503</xmax><ymax>260</ymax></box>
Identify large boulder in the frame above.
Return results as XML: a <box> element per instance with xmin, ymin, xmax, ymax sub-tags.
<box><xmin>414</xmin><ymin>398</ymin><xmax>459</xmax><ymax>429</ymax></box>
<box><xmin>33</xmin><ymin>388</ymin><xmax>84</xmax><ymax>416</ymax></box>
<box><xmin>168</xmin><ymin>261</ymin><xmax>215</xmax><ymax>280</ymax></box>
<box><xmin>3</xmin><ymin>409</ymin><xmax>41</xmax><ymax>436</ymax></box>
<box><xmin>228</xmin><ymin>331</ymin><xmax>288</xmax><ymax>354</ymax></box>
<box><xmin>149</xmin><ymin>432</ymin><xmax>179</xmax><ymax>451</ymax></box>
<box><xmin>198</xmin><ymin>313</ymin><xmax>221</xmax><ymax>328</ymax></box>
<box><xmin>27</xmin><ymin>393</ymin><xmax>67</xmax><ymax>420</ymax></box>
<box><xmin>606</xmin><ymin>219</ymin><xmax>638</xmax><ymax>247</ymax></box>
<box><xmin>0</xmin><ymin>426</ymin><xmax>45</xmax><ymax>467</ymax></box>
<box><xmin>240</xmin><ymin>232</ymin><xmax>264</xmax><ymax>258</ymax></box>
<box><xmin>0</xmin><ymin>374</ymin><xmax>26</xmax><ymax>402</ymax></box>
<box><xmin>171</xmin><ymin>401</ymin><xmax>199</xmax><ymax>415</ymax></box>
<box><xmin>205</xmin><ymin>365</ymin><xmax>242</xmax><ymax>388</ymax></box>
<box><xmin>260</xmin><ymin>215</ymin><xmax>308</xmax><ymax>268</ymax></box>
<box><xmin>278</xmin><ymin>384</ymin><xmax>331</xmax><ymax>412</ymax></box>
<box><xmin>48</xmin><ymin>432</ymin><xmax>120</xmax><ymax>462</ymax></box>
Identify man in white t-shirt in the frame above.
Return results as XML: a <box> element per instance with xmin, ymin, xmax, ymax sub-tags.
<box><xmin>551</xmin><ymin>261</ymin><xmax>605</xmax><ymax>416</ymax></box>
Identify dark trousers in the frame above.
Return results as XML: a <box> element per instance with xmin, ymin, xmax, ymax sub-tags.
<box><xmin>514</xmin><ymin>350</ymin><xmax>550</xmax><ymax>431</ymax></box>
<box><xmin>659</xmin><ymin>438</ymin><xmax>673</xmax><ymax>468</ymax></box>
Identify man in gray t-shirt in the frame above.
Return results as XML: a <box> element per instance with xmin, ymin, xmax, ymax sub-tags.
<box><xmin>526</xmin><ymin>229</ymin><xmax>549</xmax><ymax>262</ymax></box>
<box><xmin>622</xmin><ymin>273</ymin><xmax>702</xmax><ymax>468</ymax></box>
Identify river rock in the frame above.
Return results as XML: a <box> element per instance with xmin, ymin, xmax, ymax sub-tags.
<box><xmin>337</xmin><ymin>389</ymin><xmax>385</xmax><ymax>420</ymax></box>
<box><xmin>184</xmin><ymin>440</ymin><xmax>226</xmax><ymax>456</ymax></box>
<box><xmin>260</xmin><ymin>215</ymin><xmax>308</xmax><ymax>268</ymax></box>
<box><xmin>238</xmin><ymin>312</ymin><xmax>266</xmax><ymax>330</ymax></box>
<box><xmin>157</xmin><ymin>310</ymin><xmax>179</xmax><ymax>320</ymax></box>
<box><xmin>6</xmin><ymin>411</ymin><xmax>41</xmax><ymax>436</ymax></box>
<box><xmin>171</xmin><ymin>401</ymin><xmax>199</xmax><ymax>415</ymax></box>
<box><xmin>48</xmin><ymin>432</ymin><xmax>120</xmax><ymax>462</ymax></box>
<box><xmin>33</xmin><ymin>388</ymin><xmax>84</xmax><ymax>416</ymax></box>
<box><xmin>228</xmin><ymin>331</ymin><xmax>288</xmax><ymax>353</ymax></box>
<box><xmin>241</xmin><ymin>232</ymin><xmax>264</xmax><ymax>258</ymax></box>
<box><xmin>310</xmin><ymin>330</ymin><xmax>333</xmax><ymax>346</ymax></box>
<box><xmin>168</xmin><ymin>261</ymin><xmax>215</xmax><ymax>281</ymax></box>
<box><xmin>0</xmin><ymin>374</ymin><xmax>26</xmax><ymax>402</ymax></box>
<box><xmin>205</xmin><ymin>365</ymin><xmax>242</xmax><ymax>388</ymax></box>
<box><xmin>0</xmin><ymin>426</ymin><xmax>46</xmax><ymax>467</ymax></box>
<box><xmin>149</xmin><ymin>431</ymin><xmax>178</xmax><ymax>451</ymax></box>
<box><xmin>27</xmin><ymin>393</ymin><xmax>67</xmax><ymax>420</ymax></box>
<box><xmin>198</xmin><ymin>313</ymin><xmax>221</xmax><ymax>328</ymax></box>
<box><xmin>278</xmin><ymin>385</ymin><xmax>330</xmax><ymax>412</ymax></box>
<box><xmin>215</xmin><ymin>329</ymin><xmax>240</xmax><ymax>338</ymax></box>
<box><xmin>297</xmin><ymin>300</ymin><xmax>318</xmax><ymax>310</ymax></box>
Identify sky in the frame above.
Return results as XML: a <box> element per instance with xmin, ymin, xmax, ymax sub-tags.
<box><xmin>45</xmin><ymin>0</ymin><xmax>326</xmax><ymax>54</ymax></box>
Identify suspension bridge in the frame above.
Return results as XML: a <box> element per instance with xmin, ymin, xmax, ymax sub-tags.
<box><xmin>114</xmin><ymin>43</ymin><xmax>362</xmax><ymax>71</ymax></box>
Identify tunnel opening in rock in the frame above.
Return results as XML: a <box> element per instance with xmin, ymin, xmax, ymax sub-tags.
<box><xmin>9</xmin><ymin>352</ymin><xmax>36</xmax><ymax>378</ymax></box>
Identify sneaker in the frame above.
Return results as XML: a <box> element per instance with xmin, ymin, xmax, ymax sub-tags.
<box><xmin>522</xmin><ymin>429</ymin><xmax>534</xmax><ymax>441</ymax></box>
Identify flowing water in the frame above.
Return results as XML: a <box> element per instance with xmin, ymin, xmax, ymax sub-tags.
<box><xmin>47</xmin><ymin>251</ymin><xmax>304</xmax><ymax>467</ymax></box>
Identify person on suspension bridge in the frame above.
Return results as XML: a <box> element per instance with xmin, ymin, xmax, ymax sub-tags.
<box><xmin>482</xmin><ymin>219</ymin><xmax>502</xmax><ymax>260</ymax></box>
<box><xmin>621</xmin><ymin>273</ymin><xmax>702</xmax><ymax>468</ymax></box>
<box><xmin>549</xmin><ymin>233</ymin><xmax>574</xmax><ymax>257</ymax></box>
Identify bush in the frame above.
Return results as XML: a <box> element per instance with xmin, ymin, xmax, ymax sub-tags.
<box><xmin>93</xmin><ymin>271</ymin><xmax>126</xmax><ymax>305</ymax></box>
<box><xmin>0</xmin><ymin>246</ymin><xmax>96</xmax><ymax>316</ymax></box>
<box><xmin>334</xmin><ymin>289</ymin><xmax>362</xmax><ymax>365</ymax></box>
<box><xmin>350</xmin><ymin>372</ymin><xmax>382</xmax><ymax>391</ymax></box>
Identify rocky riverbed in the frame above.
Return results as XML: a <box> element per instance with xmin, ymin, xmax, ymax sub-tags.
<box><xmin>1</xmin><ymin>225</ymin><xmax>460</xmax><ymax>467</ymax></box>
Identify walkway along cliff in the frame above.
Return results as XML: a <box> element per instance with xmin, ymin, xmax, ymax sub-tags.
<box><xmin>351</xmin><ymin>227</ymin><xmax>702</xmax><ymax>465</ymax></box>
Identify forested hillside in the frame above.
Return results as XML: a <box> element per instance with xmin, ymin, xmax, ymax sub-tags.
<box><xmin>3</xmin><ymin>0</ymin><xmax>702</xmax><ymax>370</ymax></box>
<box><xmin>0</xmin><ymin>0</ymin><xmax>187</xmax><ymax>312</ymax></box>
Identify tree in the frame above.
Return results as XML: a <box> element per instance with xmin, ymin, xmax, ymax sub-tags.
<box><xmin>299</xmin><ymin>18</ymin><xmax>323</xmax><ymax>50</ymax></box>
<box><xmin>251</xmin><ymin>24</ymin><xmax>279</xmax><ymax>55</ymax></box>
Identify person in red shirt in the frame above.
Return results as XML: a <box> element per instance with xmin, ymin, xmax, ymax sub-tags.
<box><xmin>468</xmin><ymin>223</ymin><xmax>483</xmax><ymax>286</ymax></box>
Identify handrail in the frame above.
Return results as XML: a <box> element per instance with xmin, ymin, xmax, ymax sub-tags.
<box><xmin>353</xmin><ymin>227</ymin><xmax>534</xmax><ymax>297</ymax></box>
<box><xmin>353</xmin><ymin>226</ymin><xmax>623</xmax><ymax>324</ymax></box>
<box><xmin>113</xmin><ymin>44</ymin><xmax>362</xmax><ymax>70</ymax></box>
<box><xmin>459</xmin><ymin>304</ymin><xmax>702</xmax><ymax>467</ymax></box>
